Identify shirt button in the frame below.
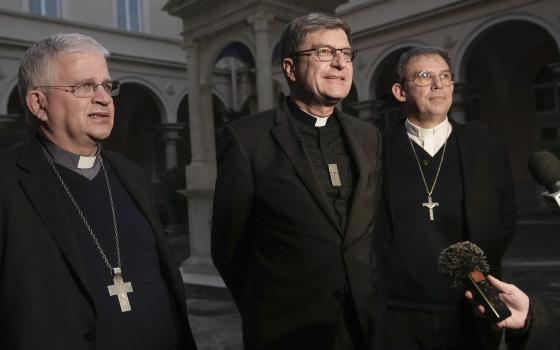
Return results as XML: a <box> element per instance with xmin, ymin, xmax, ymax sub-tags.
<box><xmin>332</xmin><ymin>291</ymin><xmax>343</xmax><ymax>299</ymax></box>
<box><xmin>83</xmin><ymin>332</ymin><xmax>95</xmax><ymax>343</ymax></box>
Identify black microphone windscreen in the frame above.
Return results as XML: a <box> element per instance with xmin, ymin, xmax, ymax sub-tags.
<box><xmin>438</xmin><ymin>241</ymin><xmax>490</xmax><ymax>287</ymax></box>
<box><xmin>528</xmin><ymin>151</ymin><xmax>560</xmax><ymax>191</ymax></box>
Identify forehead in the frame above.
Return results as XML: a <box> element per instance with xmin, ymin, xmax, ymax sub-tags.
<box><xmin>404</xmin><ymin>54</ymin><xmax>450</xmax><ymax>73</ymax></box>
<box><xmin>50</xmin><ymin>50</ymin><xmax>109</xmax><ymax>81</ymax></box>
<box><xmin>300</xmin><ymin>28</ymin><xmax>350</xmax><ymax>48</ymax></box>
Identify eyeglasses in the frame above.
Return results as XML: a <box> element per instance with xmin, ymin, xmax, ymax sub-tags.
<box><xmin>34</xmin><ymin>80</ymin><xmax>120</xmax><ymax>98</ymax></box>
<box><xmin>291</xmin><ymin>46</ymin><xmax>358</xmax><ymax>62</ymax></box>
<box><xmin>404</xmin><ymin>71</ymin><xmax>454</xmax><ymax>87</ymax></box>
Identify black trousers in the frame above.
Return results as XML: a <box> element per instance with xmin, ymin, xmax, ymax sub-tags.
<box><xmin>381</xmin><ymin>306</ymin><xmax>499</xmax><ymax>350</ymax></box>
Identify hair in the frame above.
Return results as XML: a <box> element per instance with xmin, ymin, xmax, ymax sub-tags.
<box><xmin>17</xmin><ymin>33</ymin><xmax>110</xmax><ymax>125</ymax></box>
<box><xmin>395</xmin><ymin>47</ymin><xmax>452</xmax><ymax>83</ymax></box>
<box><xmin>279</xmin><ymin>12</ymin><xmax>351</xmax><ymax>60</ymax></box>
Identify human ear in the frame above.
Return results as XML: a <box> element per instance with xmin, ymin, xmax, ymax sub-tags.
<box><xmin>392</xmin><ymin>83</ymin><xmax>407</xmax><ymax>102</ymax></box>
<box><xmin>282</xmin><ymin>57</ymin><xmax>297</xmax><ymax>83</ymax></box>
<box><xmin>25</xmin><ymin>90</ymin><xmax>48</xmax><ymax>122</ymax></box>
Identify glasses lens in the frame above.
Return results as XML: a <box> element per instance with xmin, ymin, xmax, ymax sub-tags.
<box><xmin>440</xmin><ymin>73</ymin><xmax>454</xmax><ymax>86</ymax></box>
<box><xmin>414</xmin><ymin>72</ymin><xmax>433</xmax><ymax>87</ymax></box>
<box><xmin>316</xmin><ymin>47</ymin><xmax>334</xmax><ymax>61</ymax></box>
<box><xmin>73</xmin><ymin>82</ymin><xmax>95</xmax><ymax>97</ymax></box>
<box><xmin>110</xmin><ymin>81</ymin><xmax>120</xmax><ymax>97</ymax></box>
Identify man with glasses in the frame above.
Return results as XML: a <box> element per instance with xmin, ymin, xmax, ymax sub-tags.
<box><xmin>377</xmin><ymin>47</ymin><xmax>516</xmax><ymax>349</ymax></box>
<box><xmin>0</xmin><ymin>33</ymin><xmax>197</xmax><ymax>350</ymax></box>
<box><xmin>212</xmin><ymin>12</ymin><xmax>382</xmax><ymax>350</ymax></box>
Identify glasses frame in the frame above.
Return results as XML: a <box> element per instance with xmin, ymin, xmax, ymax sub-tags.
<box><xmin>291</xmin><ymin>46</ymin><xmax>358</xmax><ymax>62</ymax></box>
<box><xmin>34</xmin><ymin>80</ymin><xmax>120</xmax><ymax>98</ymax></box>
<box><xmin>403</xmin><ymin>71</ymin><xmax>455</xmax><ymax>87</ymax></box>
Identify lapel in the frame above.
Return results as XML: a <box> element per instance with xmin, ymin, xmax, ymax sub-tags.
<box><xmin>338</xmin><ymin>112</ymin><xmax>367</xmax><ymax>241</ymax></box>
<box><xmin>383</xmin><ymin>121</ymin><xmax>409</xmax><ymax>234</ymax></box>
<box><xmin>270</xmin><ymin>102</ymin><xmax>342</xmax><ymax>235</ymax></box>
<box><xmin>17</xmin><ymin>138</ymin><xmax>93</xmax><ymax>302</ymax></box>
<box><xmin>452</xmin><ymin>122</ymin><xmax>478</xmax><ymax>240</ymax></box>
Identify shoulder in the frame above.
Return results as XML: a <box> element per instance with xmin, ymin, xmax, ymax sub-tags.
<box><xmin>453</xmin><ymin>122</ymin><xmax>507</xmax><ymax>150</ymax></box>
<box><xmin>226</xmin><ymin>107</ymin><xmax>277</xmax><ymax>135</ymax></box>
<box><xmin>102</xmin><ymin>150</ymin><xmax>148</xmax><ymax>177</ymax></box>
<box><xmin>0</xmin><ymin>142</ymin><xmax>24</xmax><ymax>163</ymax></box>
<box><xmin>339</xmin><ymin>112</ymin><xmax>381</xmax><ymax>142</ymax></box>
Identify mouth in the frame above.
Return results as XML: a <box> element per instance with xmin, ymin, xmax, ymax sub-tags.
<box><xmin>324</xmin><ymin>73</ymin><xmax>346</xmax><ymax>80</ymax></box>
<box><xmin>88</xmin><ymin>112</ymin><xmax>110</xmax><ymax>119</ymax></box>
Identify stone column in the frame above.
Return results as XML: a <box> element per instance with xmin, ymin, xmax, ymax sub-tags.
<box><xmin>248</xmin><ymin>13</ymin><xmax>274</xmax><ymax>111</ymax></box>
<box><xmin>229</xmin><ymin>57</ymin><xmax>239</xmax><ymax>111</ymax></box>
<box><xmin>155</xmin><ymin>123</ymin><xmax>185</xmax><ymax>171</ymax></box>
<box><xmin>180</xmin><ymin>40</ymin><xmax>223</xmax><ymax>288</ymax></box>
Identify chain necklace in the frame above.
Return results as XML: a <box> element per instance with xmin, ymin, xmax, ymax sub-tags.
<box><xmin>43</xmin><ymin>148</ymin><xmax>133</xmax><ymax>312</ymax></box>
<box><xmin>407</xmin><ymin>131</ymin><xmax>449</xmax><ymax>221</ymax></box>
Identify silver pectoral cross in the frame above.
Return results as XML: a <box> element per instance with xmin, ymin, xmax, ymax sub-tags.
<box><xmin>328</xmin><ymin>164</ymin><xmax>342</xmax><ymax>187</ymax></box>
<box><xmin>422</xmin><ymin>196</ymin><xmax>439</xmax><ymax>221</ymax></box>
<box><xmin>108</xmin><ymin>268</ymin><xmax>133</xmax><ymax>312</ymax></box>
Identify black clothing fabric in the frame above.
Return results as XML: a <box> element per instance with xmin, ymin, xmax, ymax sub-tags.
<box><xmin>211</xmin><ymin>99</ymin><xmax>382</xmax><ymax>349</ymax></box>
<box><xmin>287</xmin><ymin>100</ymin><xmax>363</xmax><ymax>349</ymax></box>
<box><xmin>287</xmin><ymin>98</ymin><xmax>355</xmax><ymax>234</ymax></box>
<box><xmin>505</xmin><ymin>298</ymin><xmax>560</xmax><ymax>350</ymax></box>
<box><xmin>383</xmin><ymin>306</ymin><xmax>486</xmax><ymax>350</ymax></box>
<box><xmin>387</xmin><ymin>129</ymin><xmax>466</xmax><ymax>311</ymax></box>
<box><xmin>0</xmin><ymin>137</ymin><xmax>197</xmax><ymax>350</ymax></box>
<box><xmin>56</xmin><ymin>162</ymin><xmax>178</xmax><ymax>350</ymax></box>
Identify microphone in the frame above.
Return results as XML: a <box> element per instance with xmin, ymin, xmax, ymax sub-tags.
<box><xmin>528</xmin><ymin>151</ymin><xmax>560</xmax><ymax>215</ymax></box>
<box><xmin>438</xmin><ymin>241</ymin><xmax>511</xmax><ymax>323</ymax></box>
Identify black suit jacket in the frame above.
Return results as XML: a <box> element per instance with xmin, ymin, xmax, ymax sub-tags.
<box><xmin>211</xmin><ymin>100</ymin><xmax>383</xmax><ymax>349</ymax></box>
<box><xmin>506</xmin><ymin>298</ymin><xmax>559</xmax><ymax>350</ymax></box>
<box><xmin>0</xmin><ymin>138</ymin><xmax>197</xmax><ymax>350</ymax></box>
<box><xmin>378</xmin><ymin>120</ymin><xmax>516</xmax><ymax>348</ymax></box>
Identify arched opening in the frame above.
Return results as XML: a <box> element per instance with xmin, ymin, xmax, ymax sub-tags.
<box><xmin>1</xmin><ymin>88</ymin><xmax>29</xmax><ymax>149</ymax></box>
<box><xmin>106</xmin><ymin>82</ymin><xmax>164</xmax><ymax>179</ymax></box>
<box><xmin>461</xmin><ymin>20</ymin><xmax>560</xmax><ymax>211</ymax></box>
<box><xmin>370</xmin><ymin>47</ymin><xmax>412</xmax><ymax>130</ymax></box>
<box><xmin>341</xmin><ymin>83</ymin><xmax>359</xmax><ymax>117</ymax></box>
<box><xmin>212</xmin><ymin>41</ymin><xmax>256</xmax><ymax>127</ymax></box>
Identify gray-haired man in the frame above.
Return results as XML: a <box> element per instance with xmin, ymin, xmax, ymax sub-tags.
<box><xmin>0</xmin><ymin>33</ymin><xmax>197</xmax><ymax>350</ymax></box>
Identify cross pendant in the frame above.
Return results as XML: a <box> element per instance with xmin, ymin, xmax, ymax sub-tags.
<box><xmin>328</xmin><ymin>163</ymin><xmax>342</xmax><ymax>187</ymax></box>
<box><xmin>422</xmin><ymin>196</ymin><xmax>439</xmax><ymax>221</ymax></box>
<box><xmin>108</xmin><ymin>268</ymin><xmax>133</xmax><ymax>312</ymax></box>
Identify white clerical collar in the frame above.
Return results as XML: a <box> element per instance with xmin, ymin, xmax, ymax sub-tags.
<box><xmin>405</xmin><ymin>118</ymin><xmax>452</xmax><ymax>157</ymax></box>
<box><xmin>296</xmin><ymin>105</ymin><xmax>330</xmax><ymax>127</ymax></box>
<box><xmin>42</xmin><ymin>140</ymin><xmax>101</xmax><ymax>180</ymax></box>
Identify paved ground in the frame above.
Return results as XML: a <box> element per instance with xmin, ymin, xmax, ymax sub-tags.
<box><xmin>175</xmin><ymin>216</ymin><xmax>560</xmax><ymax>349</ymax></box>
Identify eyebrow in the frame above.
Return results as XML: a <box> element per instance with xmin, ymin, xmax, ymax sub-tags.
<box><xmin>71</xmin><ymin>78</ymin><xmax>113</xmax><ymax>84</ymax></box>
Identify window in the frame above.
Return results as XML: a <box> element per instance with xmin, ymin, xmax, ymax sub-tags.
<box><xmin>117</xmin><ymin>0</ymin><xmax>143</xmax><ymax>32</ymax></box>
<box><xmin>534</xmin><ymin>64</ymin><xmax>560</xmax><ymax>114</ymax></box>
<box><xmin>29</xmin><ymin>0</ymin><xmax>60</xmax><ymax>17</ymax></box>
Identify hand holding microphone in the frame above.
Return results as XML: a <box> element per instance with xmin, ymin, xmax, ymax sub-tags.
<box><xmin>528</xmin><ymin>150</ymin><xmax>560</xmax><ymax>215</ymax></box>
<box><xmin>438</xmin><ymin>241</ymin><xmax>512</xmax><ymax>323</ymax></box>
<box><xmin>465</xmin><ymin>275</ymin><xmax>530</xmax><ymax>330</ymax></box>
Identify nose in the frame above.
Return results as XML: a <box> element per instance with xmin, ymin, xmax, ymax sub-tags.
<box><xmin>331</xmin><ymin>51</ymin><xmax>346</xmax><ymax>68</ymax></box>
<box><xmin>93</xmin><ymin>85</ymin><xmax>112</xmax><ymax>105</ymax></box>
<box><xmin>432</xmin><ymin>76</ymin><xmax>444</xmax><ymax>88</ymax></box>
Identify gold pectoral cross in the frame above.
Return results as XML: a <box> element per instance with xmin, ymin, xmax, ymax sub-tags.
<box><xmin>108</xmin><ymin>268</ymin><xmax>133</xmax><ymax>312</ymax></box>
<box><xmin>422</xmin><ymin>196</ymin><xmax>439</xmax><ymax>221</ymax></box>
